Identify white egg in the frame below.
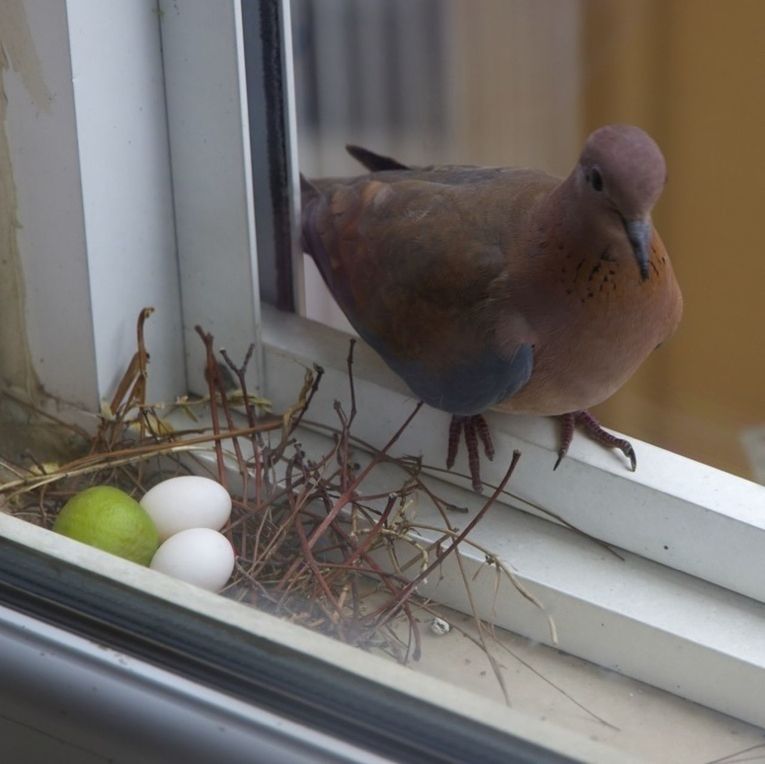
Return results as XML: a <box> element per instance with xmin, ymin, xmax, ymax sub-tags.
<box><xmin>150</xmin><ymin>528</ymin><xmax>235</xmax><ymax>592</ymax></box>
<box><xmin>140</xmin><ymin>476</ymin><xmax>232</xmax><ymax>541</ymax></box>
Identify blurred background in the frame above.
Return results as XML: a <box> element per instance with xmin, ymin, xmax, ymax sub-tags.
<box><xmin>290</xmin><ymin>0</ymin><xmax>765</xmax><ymax>482</ymax></box>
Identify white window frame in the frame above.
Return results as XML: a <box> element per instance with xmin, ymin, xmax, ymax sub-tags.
<box><xmin>4</xmin><ymin>0</ymin><xmax>765</xmax><ymax>739</ymax></box>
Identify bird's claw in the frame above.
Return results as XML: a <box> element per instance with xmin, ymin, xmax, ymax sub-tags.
<box><xmin>447</xmin><ymin>414</ymin><xmax>495</xmax><ymax>492</ymax></box>
<box><xmin>621</xmin><ymin>442</ymin><xmax>637</xmax><ymax>472</ymax></box>
<box><xmin>555</xmin><ymin>410</ymin><xmax>637</xmax><ymax>471</ymax></box>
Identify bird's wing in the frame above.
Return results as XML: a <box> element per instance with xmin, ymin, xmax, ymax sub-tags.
<box><xmin>302</xmin><ymin>169</ymin><xmax>546</xmax><ymax>414</ymax></box>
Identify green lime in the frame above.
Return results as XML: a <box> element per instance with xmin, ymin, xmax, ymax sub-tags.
<box><xmin>53</xmin><ymin>486</ymin><xmax>159</xmax><ymax>565</ymax></box>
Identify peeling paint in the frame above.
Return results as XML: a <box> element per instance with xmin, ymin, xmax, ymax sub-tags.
<box><xmin>0</xmin><ymin>0</ymin><xmax>50</xmax><ymax>400</ymax></box>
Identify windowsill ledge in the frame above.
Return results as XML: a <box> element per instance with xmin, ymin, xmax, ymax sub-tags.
<box><xmin>260</xmin><ymin>304</ymin><xmax>765</xmax><ymax>728</ymax></box>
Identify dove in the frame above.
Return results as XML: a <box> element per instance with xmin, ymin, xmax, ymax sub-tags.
<box><xmin>300</xmin><ymin>125</ymin><xmax>683</xmax><ymax>491</ymax></box>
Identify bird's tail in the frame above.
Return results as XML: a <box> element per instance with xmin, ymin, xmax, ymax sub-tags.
<box><xmin>345</xmin><ymin>144</ymin><xmax>410</xmax><ymax>172</ymax></box>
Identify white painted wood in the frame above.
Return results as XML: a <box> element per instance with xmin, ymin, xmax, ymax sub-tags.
<box><xmin>158</xmin><ymin>0</ymin><xmax>263</xmax><ymax>395</ymax></box>
<box><xmin>6</xmin><ymin>0</ymin><xmax>185</xmax><ymax>407</ymax></box>
<box><xmin>284</xmin><ymin>426</ymin><xmax>765</xmax><ymax>730</ymax></box>
<box><xmin>65</xmin><ymin>0</ymin><xmax>185</xmax><ymax>403</ymax></box>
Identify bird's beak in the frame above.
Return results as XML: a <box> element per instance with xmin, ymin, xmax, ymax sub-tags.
<box><xmin>623</xmin><ymin>218</ymin><xmax>652</xmax><ymax>281</ymax></box>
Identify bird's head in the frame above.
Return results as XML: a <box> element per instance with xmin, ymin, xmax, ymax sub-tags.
<box><xmin>577</xmin><ymin>124</ymin><xmax>667</xmax><ymax>281</ymax></box>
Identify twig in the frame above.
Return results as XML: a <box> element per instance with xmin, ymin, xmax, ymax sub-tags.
<box><xmin>195</xmin><ymin>326</ymin><xmax>229</xmax><ymax>489</ymax></box>
<box><xmin>371</xmin><ymin>450</ymin><xmax>522</xmax><ymax>630</ymax></box>
<box><xmin>276</xmin><ymin>401</ymin><xmax>423</xmax><ymax>588</ymax></box>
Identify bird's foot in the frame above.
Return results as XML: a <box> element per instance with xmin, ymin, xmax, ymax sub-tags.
<box><xmin>554</xmin><ymin>410</ymin><xmax>637</xmax><ymax>471</ymax></box>
<box><xmin>447</xmin><ymin>414</ymin><xmax>495</xmax><ymax>492</ymax></box>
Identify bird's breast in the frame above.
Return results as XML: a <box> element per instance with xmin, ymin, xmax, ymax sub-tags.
<box><xmin>495</xmin><ymin>231</ymin><xmax>682</xmax><ymax>416</ymax></box>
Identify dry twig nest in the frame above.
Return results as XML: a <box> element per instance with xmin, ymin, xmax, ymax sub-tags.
<box><xmin>0</xmin><ymin>307</ymin><xmax>556</xmax><ymax>696</ymax></box>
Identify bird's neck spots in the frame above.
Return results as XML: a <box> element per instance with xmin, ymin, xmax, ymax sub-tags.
<box><xmin>561</xmin><ymin>248</ymin><xmax>623</xmax><ymax>305</ymax></box>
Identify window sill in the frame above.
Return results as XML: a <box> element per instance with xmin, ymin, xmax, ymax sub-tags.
<box><xmin>260</xmin><ymin>304</ymin><xmax>765</xmax><ymax>729</ymax></box>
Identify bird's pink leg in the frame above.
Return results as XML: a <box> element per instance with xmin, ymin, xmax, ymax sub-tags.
<box><xmin>475</xmin><ymin>416</ymin><xmax>495</xmax><ymax>461</ymax></box>
<box><xmin>446</xmin><ymin>417</ymin><xmax>463</xmax><ymax>470</ymax></box>
<box><xmin>463</xmin><ymin>418</ymin><xmax>482</xmax><ymax>492</ymax></box>
<box><xmin>446</xmin><ymin>414</ymin><xmax>495</xmax><ymax>492</ymax></box>
<box><xmin>555</xmin><ymin>410</ymin><xmax>637</xmax><ymax>471</ymax></box>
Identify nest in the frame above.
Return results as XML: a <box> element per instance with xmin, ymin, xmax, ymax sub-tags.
<box><xmin>0</xmin><ymin>307</ymin><xmax>557</xmax><ymax>696</ymax></box>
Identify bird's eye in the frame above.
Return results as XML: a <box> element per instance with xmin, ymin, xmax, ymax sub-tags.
<box><xmin>590</xmin><ymin>167</ymin><xmax>604</xmax><ymax>192</ymax></box>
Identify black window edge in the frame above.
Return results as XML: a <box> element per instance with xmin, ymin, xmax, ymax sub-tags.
<box><xmin>242</xmin><ymin>0</ymin><xmax>299</xmax><ymax>312</ymax></box>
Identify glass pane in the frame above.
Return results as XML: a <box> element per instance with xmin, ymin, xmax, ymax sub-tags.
<box><xmin>4</xmin><ymin>2</ymin><xmax>764</xmax><ymax>761</ymax></box>
<box><xmin>290</xmin><ymin>2</ymin><xmax>765</xmax><ymax>757</ymax></box>
<box><xmin>291</xmin><ymin>0</ymin><xmax>765</xmax><ymax>483</ymax></box>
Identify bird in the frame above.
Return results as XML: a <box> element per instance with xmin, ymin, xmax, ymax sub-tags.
<box><xmin>300</xmin><ymin>125</ymin><xmax>683</xmax><ymax>491</ymax></box>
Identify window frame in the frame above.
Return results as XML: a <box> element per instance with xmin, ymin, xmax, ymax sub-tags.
<box><xmin>4</xmin><ymin>1</ymin><xmax>606</xmax><ymax>760</ymax></box>
<box><xmin>4</xmin><ymin>0</ymin><xmax>765</xmax><ymax>743</ymax></box>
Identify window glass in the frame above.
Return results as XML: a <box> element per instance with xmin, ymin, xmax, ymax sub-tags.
<box><xmin>2</xmin><ymin>2</ymin><xmax>764</xmax><ymax>761</ymax></box>
<box><xmin>281</xmin><ymin>3</ymin><xmax>765</xmax><ymax>757</ymax></box>
<box><xmin>290</xmin><ymin>0</ymin><xmax>765</xmax><ymax>483</ymax></box>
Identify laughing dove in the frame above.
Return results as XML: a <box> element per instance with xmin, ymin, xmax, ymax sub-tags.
<box><xmin>301</xmin><ymin>125</ymin><xmax>683</xmax><ymax>491</ymax></box>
